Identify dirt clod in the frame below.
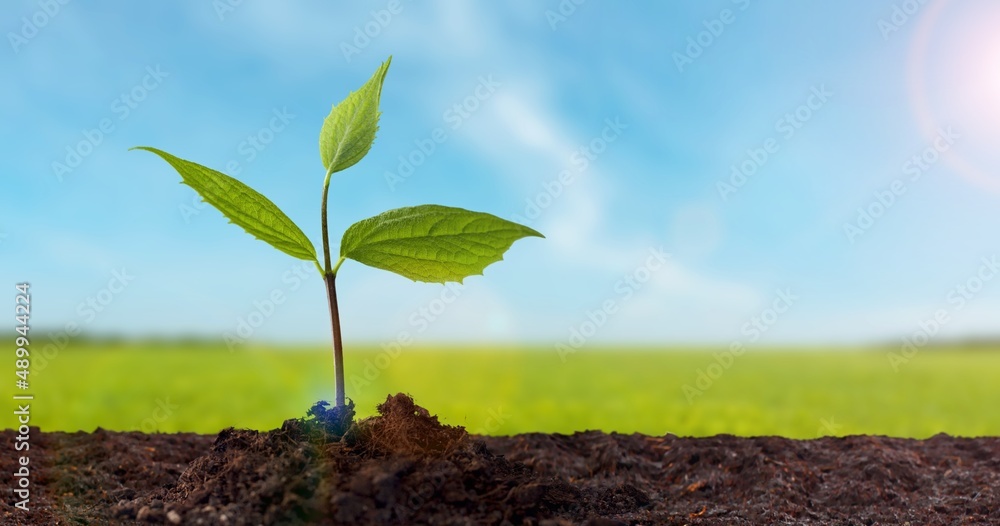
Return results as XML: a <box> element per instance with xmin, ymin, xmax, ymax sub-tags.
<box><xmin>343</xmin><ymin>393</ymin><xmax>468</xmax><ymax>456</ymax></box>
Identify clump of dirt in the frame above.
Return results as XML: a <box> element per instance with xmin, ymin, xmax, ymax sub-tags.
<box><xmin>343</xmin><ymin>393</ymin><xmax>468</xmax><ymax>456</ymax></box>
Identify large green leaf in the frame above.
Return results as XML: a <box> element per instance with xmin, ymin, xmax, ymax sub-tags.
<box><xmin>133</xmin><ymin>147</ymin><xmax>318</xmax><ymax>262</ymax></box>
<box><xmin>319</xmin><ymin>57</ymin><xmax>391</xmax><ymax>174</ymax></box>
<box><xmin>340</xmin><ymin>205</ymin><xmax>543</xmax><ymax>283</ymax></box>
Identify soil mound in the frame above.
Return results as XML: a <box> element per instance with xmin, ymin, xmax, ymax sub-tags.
<box><xmin>344</xmin><ymin>393</ymin><xmax>468</xmax><ymax>456</ymax></box>
<box><xmin>112</xmin><ymin>394</ymin><xmax>642</xmax><ymax>524</ymax></box>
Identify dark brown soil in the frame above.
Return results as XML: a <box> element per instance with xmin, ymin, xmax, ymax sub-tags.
<box><xmin>3</xmin><ymin>394</ymin><xmax>999</xmax><ymax>525</ymax></box>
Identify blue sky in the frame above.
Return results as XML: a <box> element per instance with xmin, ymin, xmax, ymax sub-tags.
<box><xmin>4</xmin><ymin>0</ymin><xmax>1000</xmax><ymax>347</ymax></box>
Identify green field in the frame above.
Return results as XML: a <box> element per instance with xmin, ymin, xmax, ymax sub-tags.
<box><xmin>6</xmin><ymin>341</ymin><xmax>1000</xmax><ymax>438</ymax></box>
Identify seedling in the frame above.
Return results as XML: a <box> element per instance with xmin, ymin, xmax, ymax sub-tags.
<box><xmin>133</xmin><ymin>57</ymin><xmax>541</xmax><ymax>409</ymax></box>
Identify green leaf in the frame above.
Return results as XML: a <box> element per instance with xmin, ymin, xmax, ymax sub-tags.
<box><xmin>319</xmin><ymin>56</ymin><xmax>391</xmax><ymax>174</ymax></box>
<box><xmin>340</xmin><ymin>205</ymin><xmax>543</xmax><ymax>283</ymax></box>
<box><xmin>133</xmin><ymin>147</ymin><xmax>318</xmax><ymax>262</ymax></box>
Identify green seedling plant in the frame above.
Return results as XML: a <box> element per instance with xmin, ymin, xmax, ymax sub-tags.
<box><xmin>133</xmin><ymin>56</ymin><xmax>541</xmax><ymax>411</ymax></box>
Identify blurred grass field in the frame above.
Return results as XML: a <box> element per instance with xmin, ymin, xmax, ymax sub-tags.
<box><xmin>5</xmin><ymin>341</ymin><xmax>1000</xmax><ymax>438</ymax></box>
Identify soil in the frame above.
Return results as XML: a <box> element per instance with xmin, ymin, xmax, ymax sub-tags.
<box><xmin>3</xmin><ymin>394</ymin><xmax>999</xmax><ymax>525</ymax></box>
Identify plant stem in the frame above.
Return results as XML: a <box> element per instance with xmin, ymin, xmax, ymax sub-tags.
<box><xmin>320</xmin><ymin>164</ymin><xmax>346</xmax><ymax>406</ymax></box>
<box><xmin>320</xmin><ymin>165</ymin><xmax>336</xmax><ymax>274</ymax></box>
<box><xmin>323</xmin><ymin>272</ymin><xmax>346</xmax><ymax>407</ymax></box>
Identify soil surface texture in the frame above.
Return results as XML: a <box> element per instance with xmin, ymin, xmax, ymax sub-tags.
<box><xmin>3</xmin><ymin>394</ymin><xmax>998</xmax><ymax>525</ymax></box>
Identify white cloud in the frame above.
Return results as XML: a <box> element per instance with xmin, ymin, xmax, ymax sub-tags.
<box><xmin>491</xmin><ymin>93</ymin><xmax>564</xmax><ymax>155</ymax></box>
<box><xmin>457</xmin><ymin>84</ymin><xmax>769</xmax><ymax>343</ymax></box>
